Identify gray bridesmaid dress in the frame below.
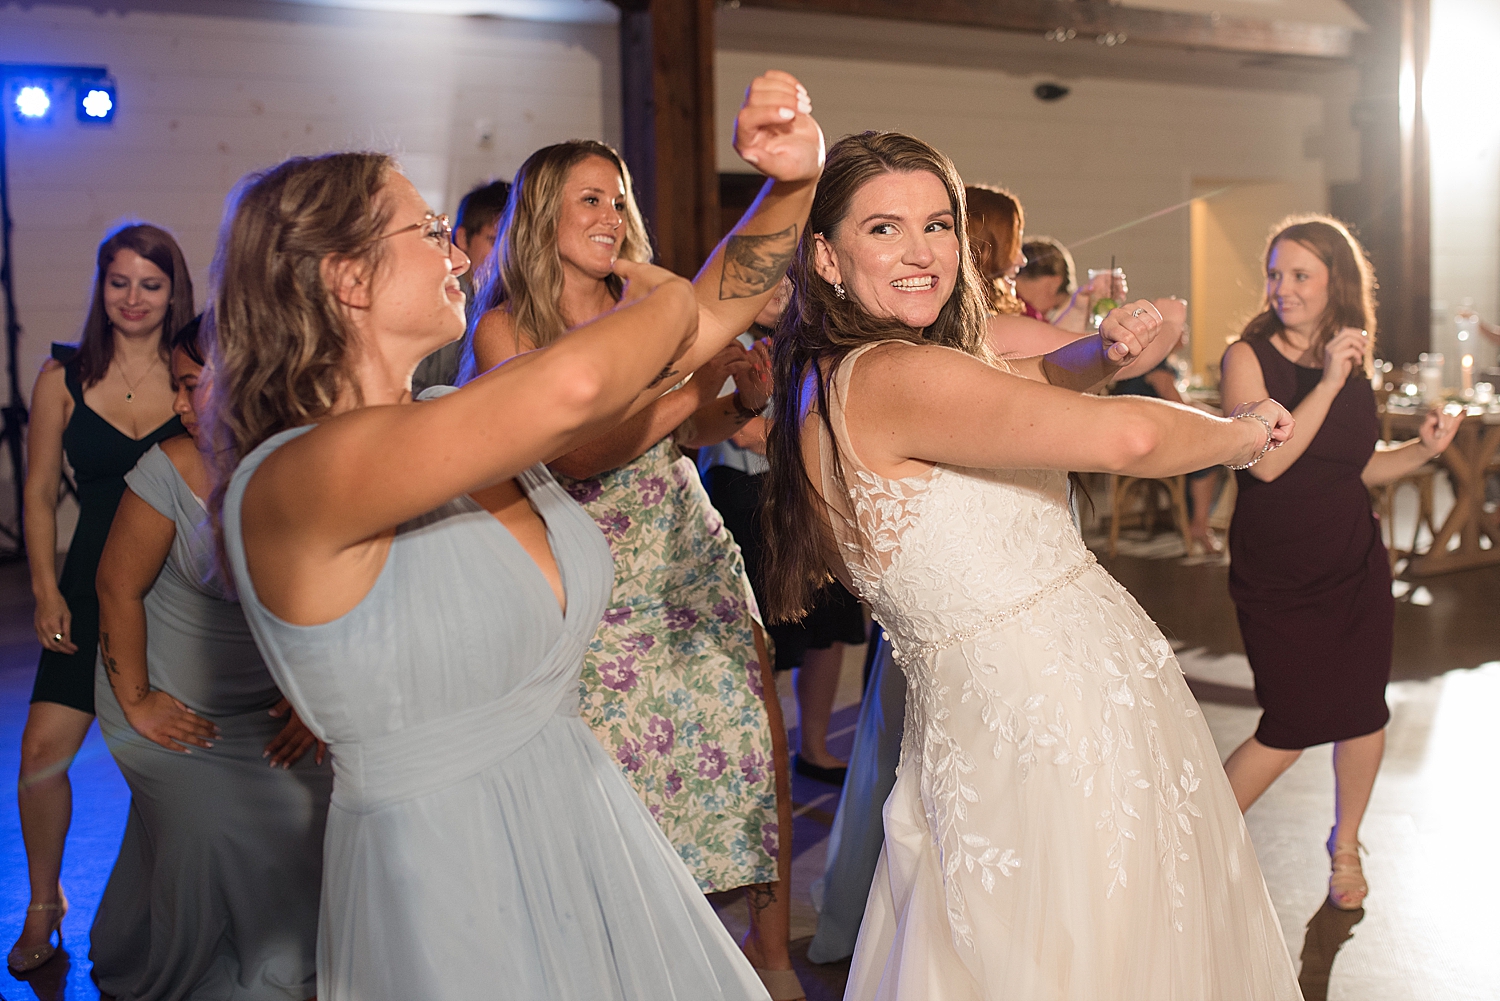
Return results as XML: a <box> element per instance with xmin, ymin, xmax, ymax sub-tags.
<box><xmin>222</xmin><ymin>418</ymin><xmax>770</xmax><ymax>1001</ymax></box>
<box><xmin>90</xmin><ymin>444</ymin><xmax>333</xmax><ymax>1000</ymax></box>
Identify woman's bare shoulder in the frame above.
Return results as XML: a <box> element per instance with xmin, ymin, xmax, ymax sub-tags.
<box><xmin>472</xmin><ymin>307</ymin><xmax>534</xmax><ymax>366</ymax></box>
<box><xmin>1220</xmin><ymin>338</ymin><xmax>1261</xmax><ymax>371</ymax></box>
<box><xmin>853</xmin><ymin>339</ymin><xmax>990</xmax><ymax>379</ymax></box>
<box><xmin>159</xmin><ymin>433</ymin><xmax>199</xmax><ymax>467</ymax></box>
<box><xmin>31</xmin><ymin>360</ymin><xmax>69</xmax><ymax>401</ymax></box>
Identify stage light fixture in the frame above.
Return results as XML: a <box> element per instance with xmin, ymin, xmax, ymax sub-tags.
<box><xmin>77</xmin><ymin>81</ymin><xmax>115</xmax><ymax>123</ymax></box>
<box><xmin>13</xmin><ymin>84</ymin><xmax>51</xmax><ymax>122</ymax></box>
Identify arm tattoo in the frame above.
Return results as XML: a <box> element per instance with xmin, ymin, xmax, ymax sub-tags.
<box><xmin>648</xmin><ymin>365</ymin><xmax>680</xmax><ymax>389</ymax></box>
<box><xmin>718</xmin><ymin>225</ymin><xmax>798</xmax><ymax>301</ymax></box>
<box><xmin>100</xmin><ymin>630</ymin><xmax>147</xmax><ymax>702</ymax></box>
<box><xmin>744</xmin><ymin>883</ymin><xmax>778</xmax><ymax>917</ymax></box>
<box><xmin>100</xmin><ymin>630</ymin><xmax>119</xmax><ymax>678</ymax></box>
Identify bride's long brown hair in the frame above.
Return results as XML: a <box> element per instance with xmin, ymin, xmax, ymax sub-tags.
<box><xmin>760</xmin><ymin>131</ymin><xmax>991</xmax><ymax>622</ymax></box>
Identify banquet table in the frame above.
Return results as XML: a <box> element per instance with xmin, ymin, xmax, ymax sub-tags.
<box><xmin>1383</xmin><ymin>405</ymin><xmax>1500</xmax><ymax>576</ymax></box>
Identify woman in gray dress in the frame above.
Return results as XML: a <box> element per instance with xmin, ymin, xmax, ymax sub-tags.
<box><xmin>206</xmin><ymin>70</ymin><xmax>819</xmax><ymax>1001</ymax></box>
<box><xmin>89</xmin><ymin>317</ymin><xmax>332</xmax><ymax>1000</ymax></box>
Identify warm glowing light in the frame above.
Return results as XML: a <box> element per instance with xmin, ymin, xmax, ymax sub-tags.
<box><xmin>14</xmin><ymin>85</ymin><xmax>49</xmax><ymax>119</ymax></box>
<box><xmin>1425</xmin><ymin>0</ymin><xmax>1500</xmax><ymax>137</ymax></box>
<box><xmin>1399</xmin><ymin>60</ymin><xmax>1417</xmax><ymax>136</ymax></box>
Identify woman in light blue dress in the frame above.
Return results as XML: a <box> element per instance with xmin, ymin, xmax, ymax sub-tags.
<box><xmin>90</xmin><ymin>318</ymin><xmax>331</xmax><ymax>1000</ymax></box>
<box><xmin>206</xmin><ymin>71</ymin><xmax>820</xmax><ymax>1001</ymax></box>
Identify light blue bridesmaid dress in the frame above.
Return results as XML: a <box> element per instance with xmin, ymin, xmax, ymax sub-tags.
<box><xmin>222</xmin><ymin>418</ymin><xmax>770</xmax><ymax>1001</ymax></box>
<box><xmin>91</xmin><ymin>444</ymin><xmax>331</xmax><ymax>1000</ymax></box>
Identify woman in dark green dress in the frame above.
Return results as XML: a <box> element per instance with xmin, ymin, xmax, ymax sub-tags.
<box><xmin>10</xmin><ymin>224</ymin><xmax>191</xmax><ymax>974</ymax></box>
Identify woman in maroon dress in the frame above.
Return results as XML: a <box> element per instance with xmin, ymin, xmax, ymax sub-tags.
<box><xmin>1219</xmin><ymin>215</ymin><xmax>1458</xmax><ymax>911</ymax></box>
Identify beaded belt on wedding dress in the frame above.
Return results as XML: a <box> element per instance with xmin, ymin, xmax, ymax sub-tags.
<box><xmin>899</xmin><ymin>551</ymin><xmax>1099</xmax><ymax>663</ymax></box>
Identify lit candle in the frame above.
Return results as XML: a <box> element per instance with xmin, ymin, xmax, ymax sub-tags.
<box><xmin>1462</xmin><ymin>354</ymin><xmax>1474</xmax><ymax>395</ymax></box>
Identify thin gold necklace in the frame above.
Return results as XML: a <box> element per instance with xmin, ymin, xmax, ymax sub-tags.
<box><xmin>115</xmin><ymin>354</ymin><xmax>160</xmax><ymax>403</ymax></box>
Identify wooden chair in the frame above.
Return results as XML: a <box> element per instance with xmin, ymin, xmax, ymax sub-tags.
<box><xmin>1107</xmin><ymin>474</ymin><xmax>1191</xmax><ymax>558</ymax></box>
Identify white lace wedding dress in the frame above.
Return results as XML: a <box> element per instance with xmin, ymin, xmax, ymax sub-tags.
<box><xmin>820</xmin><ymin>343</ymin><xmax>1303</xmax><ymax>1000</ymax></box>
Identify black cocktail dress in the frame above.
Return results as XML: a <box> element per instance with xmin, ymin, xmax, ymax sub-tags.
<box><xmin>30</xmin><ymin>346</ymin><xmax>183</xmax><ymax>714</ymax></box>
<box><xmin>1228</xmin><ymin>337</ymin><xmax>1393</xmax><ymax>750</ymax></box>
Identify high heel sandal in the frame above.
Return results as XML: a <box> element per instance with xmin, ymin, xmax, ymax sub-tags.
<box><xmin>1326</xmin><ymin>830</ymin><xmax>1368</xmax><ymax>911</ymax></box>
<box><xmin>7</xmin><ymin>897</ymin><xmax>67</xmax><ymax>973</ymax></box>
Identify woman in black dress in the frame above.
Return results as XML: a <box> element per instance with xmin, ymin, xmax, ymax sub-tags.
<box><xmin>1219</xmin><ymin>215</ymin><xmax>1458</xmax><ymax>911</ymax></box>
<box><xmin>10</xmin><ymin>224</ymin><xmax>190</xmax><ymax>973</ymax></box>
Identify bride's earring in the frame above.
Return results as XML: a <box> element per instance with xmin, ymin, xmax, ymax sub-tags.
<box><xmin>833</xmin><ymin>282</ymin><xmax>846</xmax><ymax>300</ymax></box>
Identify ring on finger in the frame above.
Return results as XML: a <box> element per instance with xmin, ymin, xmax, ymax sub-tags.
<box><xmin>1132</xmin><ymin>308</ymin><xmax>1146</xmax><ymax>317</ymax></box>
<box><xmin>52</xmin><ymin>632</ymin><xmax>63</xmax><ymax>642</ymax></box>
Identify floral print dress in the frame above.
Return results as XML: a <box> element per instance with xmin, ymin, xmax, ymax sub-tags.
<box><xmin>560</xmin><ymin>439</ymin><xmax>778</xmax><ymax>892</ymax></box>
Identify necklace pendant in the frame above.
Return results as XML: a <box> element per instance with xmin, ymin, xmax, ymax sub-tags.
<box><xmin>125</xmin><ymin>392</ymin><xmax>134</xmax><ymax>402</ymax></box>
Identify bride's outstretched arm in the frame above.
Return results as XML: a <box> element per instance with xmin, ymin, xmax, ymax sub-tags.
<box><xmin>837</xmin><ymin>341</ymin><xmax>1292</xmax><ymax>481</ymax></box>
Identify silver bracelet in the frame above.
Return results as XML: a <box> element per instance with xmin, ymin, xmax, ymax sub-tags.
<box><xmin>1225</xmin><ymin>412</ymin><xmax>1275</xmax><ymax>470</ymax></box>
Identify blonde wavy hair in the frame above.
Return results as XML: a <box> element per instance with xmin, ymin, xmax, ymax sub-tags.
<box><xmin>471</xmin><ymin>140</ymin><xmax>652</xmax><ymax>350</ymax></box>
<box><xmin>203</xmin><ymin>151</ymin><xmax>396</xmax><ymax>521</ymax></box>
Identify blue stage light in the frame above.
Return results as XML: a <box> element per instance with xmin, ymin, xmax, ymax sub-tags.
<box><xmin>78</xmin><ymin>82</ymin><xmax>115</xmax><ymax>123</ymax></box>
<box><xmin>14</xmin><ymin>84</ymin><xmax>50</xmax><ymax>121</ymax></box>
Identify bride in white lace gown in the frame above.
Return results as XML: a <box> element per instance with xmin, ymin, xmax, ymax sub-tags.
<box><xmin>760</xmin><ymin>132</ymin><xmax>1305</xmax><ymax>1000</ymax></box>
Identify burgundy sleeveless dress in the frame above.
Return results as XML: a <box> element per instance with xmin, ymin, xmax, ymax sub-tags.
<box><xmin>1227</xmin><ymin>337</ymin><xmax>1393</xmax><ymax>750</ymax></box>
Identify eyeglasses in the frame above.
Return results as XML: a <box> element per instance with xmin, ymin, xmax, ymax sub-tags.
<box><xmin>378</xmin><ymin>212</ymin><xmax>453</xmax><ymax>256</ymax></box>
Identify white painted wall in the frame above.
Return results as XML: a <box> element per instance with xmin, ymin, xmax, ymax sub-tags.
<box><xmin>716</xmin><ymin>50</ymin><xmax>1337</xmax><ymax>360</ymax></box>
<box><xmin>1427</xmin><ymin>0</ymin><xmax>1500</xmax><ymax>377</ymax></box>
<box><xmin>0</xmin><ymin>0</ymin><xmax>618</xmax><ymax>399</ymax></box>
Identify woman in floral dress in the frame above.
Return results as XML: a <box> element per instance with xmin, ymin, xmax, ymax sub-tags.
<box><xmin>463</xmin><ymin>71</ymin><xmax>822</xmax><ymax>1001</ymax></box>
<box><xmin>562</xmin><ymin>453</ymin><xmax>778</xmax><ymax>881</ymax></box>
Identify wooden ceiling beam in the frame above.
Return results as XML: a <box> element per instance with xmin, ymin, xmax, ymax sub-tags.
<box><xmin>731</xmin><ymin>0</ymin><xmax>1358</xmax><ymax>60</ymax></box>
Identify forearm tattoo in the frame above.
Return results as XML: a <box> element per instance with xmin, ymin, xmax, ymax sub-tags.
<box><xmin>718</xmin><ymin>225</ymin><xmax>798</xmax><ymax>301</ymax></box>
<box><xmin>100</xmin><ymin>630</ymin><xmax>147</xmax><ymax>702</ymax></box>
<box><xmin>100</xmin><ymin>630</ymin><xmax>118</xmax><ymax>678</ymax></box>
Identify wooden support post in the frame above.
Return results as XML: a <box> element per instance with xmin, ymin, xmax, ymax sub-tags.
<box><xmin>617</xmin><ymin>0</ymin><xmax>720</xmax><ymax>278</ymax></box>
<box><xmin>1334</xmin><ymin>0</ymin><xmax>1430</xmax><ymax>364</ymax></box>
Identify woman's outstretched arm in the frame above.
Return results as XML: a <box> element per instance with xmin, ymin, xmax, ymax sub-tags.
<box><xmin>549</xmin><ymin>341</ymin><xmax>765</xmax><ymax>479</ymax></box>
<box><xmin>837</xmin><ymin>341</ymin><xmax>1291</xmax><ymax>482</ymax></box>
<box><xmin>670</xmin><ymin>71</ymin><xmax>824</xmax><ymax>381</ymax></box>
<box><xmin>242</xmin><ymin>259</ymin><xmax>697</xmax><ymax>564</ymax></box>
